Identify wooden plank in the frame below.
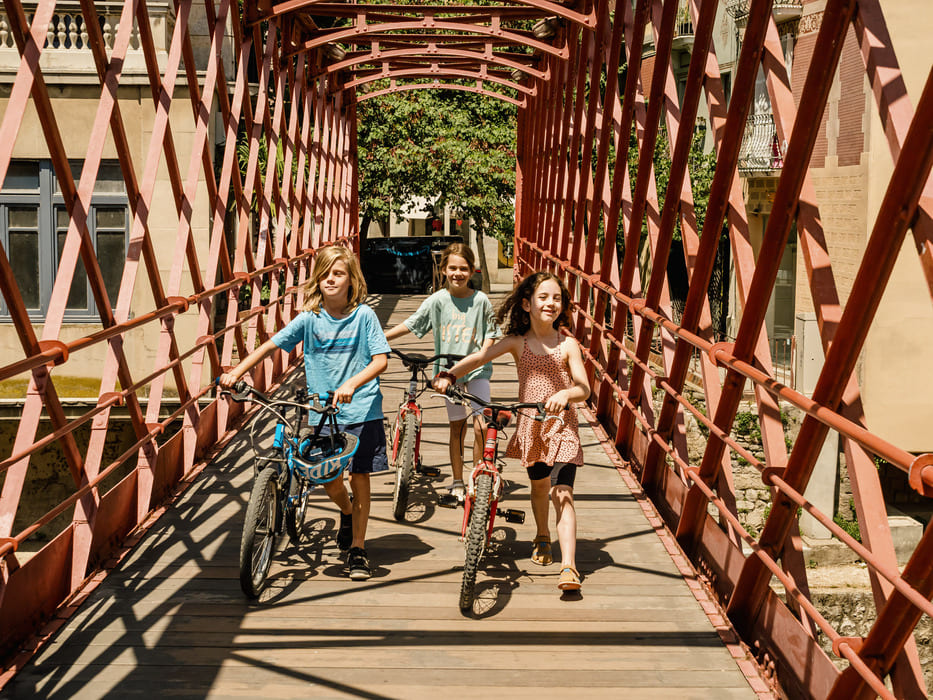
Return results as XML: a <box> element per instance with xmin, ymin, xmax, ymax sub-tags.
<box><xmin>1</xmin><ymin>292</ymin><xmax>761</xmax><ymax>699</ymax></box>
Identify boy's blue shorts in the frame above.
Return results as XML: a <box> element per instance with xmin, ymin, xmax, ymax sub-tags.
<box><xmin>321</xmin><ymin>418</ymin><xmax>389</xmax><ymax>475</ymax></box>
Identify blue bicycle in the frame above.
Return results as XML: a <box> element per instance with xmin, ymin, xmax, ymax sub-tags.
<box><xmin>220</xmin><ymin>381</ymin><xmax>358</xmax><ymax>597</ymax></box>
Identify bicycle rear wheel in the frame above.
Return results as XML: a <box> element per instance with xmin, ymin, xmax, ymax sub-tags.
<box><xmin>284</xmin><ymin>474</ymin><xmax>310</xmax><ymax>543</ymax></box>
<box><xmin>239</xmin><ymin>467</ymin><xmax>279</xmax><ymax>597</ymax></box>
<box><xmin>459</xmin><ymin>472</ymin><xmax>493</xmax><ymax>611</ymax></box>
<box><xmin>392</xmin><ymin>412</ymin><xmax>418</xmax><ymax>521</ymax></box>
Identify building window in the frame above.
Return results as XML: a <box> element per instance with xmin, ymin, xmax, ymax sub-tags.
<box><xmin>0</xmin><ymin>159</ymin><xmax>128</xmax><ymax>320</ymax></box>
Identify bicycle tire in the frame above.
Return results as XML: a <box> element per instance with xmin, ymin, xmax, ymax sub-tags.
<box><xmin>392</xmin><ymin>412</ymin><xmax>418</xmax><ymax>521</ymax></box>
<box><xmin>284</xmin><ymin>474</ymin><xmax>310</xmax><ymax>542</ymax></box>
<box><xmin>459</xmin><ymin>472</ymin><xmax>493</xmax><ymax>611</ymax></box>
<box><xmin>239</xmin><ymin>467</ymin><xmax>278</xmax><ymax>597</ymax></box>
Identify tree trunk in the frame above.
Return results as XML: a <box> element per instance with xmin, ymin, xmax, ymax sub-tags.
<box><xmin>474</xmin><ymin>228</ymin><xmax>491</xmax><ymax>293</ymax></box>
<box><xmin>360</xmin><ymin>214</ymin><xmax>372</xmax><ymax>246</ymax></box>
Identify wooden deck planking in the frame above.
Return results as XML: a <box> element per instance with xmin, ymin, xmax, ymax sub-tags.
<box><xmin>2</xmin><ymin>292</ymin><xmax>761</xmax><ymax>699</ymax></box>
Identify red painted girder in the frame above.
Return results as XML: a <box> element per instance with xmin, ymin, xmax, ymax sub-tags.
<box><xmin>357</xmin><ymin>82</ymin><xmax>524</xmax><ymax>107</ymax></box>
<box><xmin>752</xmin><ymin>10</ymin><xmax>924</xmax><ymax>690</ymax></box>
<box><xmin>345</xmin><ymin>67</ymin><xmax>533</xmax><ymax>95</ymax></box>
<box><xmin>341</xmin><ymin>33</ymin><xmax>540</xmax><ymax>47</ymax></box>
<box><xmin>327</xmin><ymin>48</ymin><xmax>546</xmax><ymax>79</ymax></box>
<box><xmin>592</xmin><ymin>0</ymin><xmax>649</xmax><ymax>430</ymax></box>
<box><xmin>541</xmin><ymin>30</ymin><xmax>577</xmax><ymax>256</ymax></box>
<box><xmin>287</xmin><ymin>21</ymin><xmax>569</xmax><ymax>61</ymax></box>
<box><xmin>613</xmin><ymin>0</ymin><xmax>681</xmax><ymax>452</ymax></box>
<box><xmin>328</xmin><ymin>54</ymin><xmax>549</xmax><ymax>80</ymax></box>
<box><xmin>727</xmin><ymin>2</ymin><xmax>933</xmax><ymax>677</ymax></box>
<box><xmin>261</xmin><ymin>0</ymin><xmax>596</xmax><ymax>30</ymax></box>
<box><xmin>566</xmin><ymin>0</ymin><xmax>609</xmax><ymax>346</ymax></box>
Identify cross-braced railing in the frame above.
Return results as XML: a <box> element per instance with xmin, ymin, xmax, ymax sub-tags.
<box><xmin>514</xmin><ymin>1</ymin><xmax>933</xmax><ymax>697</ymax></box>
<box><xmin>0</xmin><ymin>0</ymin><xmax>357</xmax><ymax>671</ymax></box>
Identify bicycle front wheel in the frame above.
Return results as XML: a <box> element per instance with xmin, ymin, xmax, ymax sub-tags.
<box><xmin>285</xmin><ymin>474</ymin><xmax>310</xmax><ymax>543</ymax></box>
<box><xmin>459</xmin><ymin>472</ymin><xmax>493</xmax><ymax>611</ymax></box>
<box><xmin>392</xmin><ymin>411</ymin><xmax>418</xmax><ymax>521</ymax></box>
<box><xmin>239</xmin><ymin>467</ymin><xmax>279</xmax><ymax>597</ymax></box>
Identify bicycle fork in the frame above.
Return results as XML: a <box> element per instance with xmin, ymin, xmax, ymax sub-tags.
<box><xmin>441</xmin><ymin>424</ymin><xmax>525</xmax><ymax>529</ymax></box>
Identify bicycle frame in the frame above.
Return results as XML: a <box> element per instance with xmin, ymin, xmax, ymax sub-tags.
<box><xmin>390</xmin><ymin>371</ymin><xmax>423</xmax><ymax>466</ymax></box>
<box><xmin>387</xmin><ymin>349</ymin><xmax>462</xmax><ymax>468</ymax></box>
<box><xmin>460</xmin><ymin>413</ymin><xmax>508</xmax><ymax>543</ymax></box>
<box><xmin>219</xmin><ymin>381</ymin><xmax>358</xmax><ymax>597</ymax></box>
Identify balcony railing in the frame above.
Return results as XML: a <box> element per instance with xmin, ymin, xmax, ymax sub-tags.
<box><xmin>0</xmin><ymin>2</ymin><xmax>175</xmax><ymax>80</ymax></box>
<box><xmin>726</xmin><ymin>0</ymin><xmax>802</xmax><ymax>25</ymax></box>
<box><xmin>738</xmin><ymin>112</ymin><xmax>784</xmax><ymax>173</ymax></box>
<box><xmin>672</xmin><ymin>0</ymin><xmax>694</xmax><ymax>50</ymax></box>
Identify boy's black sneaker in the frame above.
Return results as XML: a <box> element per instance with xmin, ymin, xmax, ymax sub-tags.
<box><xmin>336</xmin><ymin>511</ymin><xmax>353</xmax><ymax>551</ymax></box>
<box><xmin>347</xmin><ymin>547</ymin><xmax>371</xmax><ymax>581</ymax></box>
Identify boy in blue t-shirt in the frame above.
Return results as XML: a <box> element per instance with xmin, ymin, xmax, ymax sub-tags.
<box><xmin>220</xmin><ymin>246</ymin><xmax>389</xmax><ymax>581</ymax></box>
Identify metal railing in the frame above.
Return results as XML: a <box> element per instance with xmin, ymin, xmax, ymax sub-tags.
<box><xmin>0</xmin><ymin>0</ymin><xmax>357</xmax><ymax>670</ymax></box>
<box><xmin>727</xmin><ymin>0</ymin><xmax>803</xmax><ymax>24</ymax></box>
<box><xmin>738</xmin><ymin>112</ymin><xmax>784</xmax><ymax>172</ymax></box>
<box><xmin>515</xmin><ymin>1</ymin><xmax>933</xmax><ymax>697</ymax></box>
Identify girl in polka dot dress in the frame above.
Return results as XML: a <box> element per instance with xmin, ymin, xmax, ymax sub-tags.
<box><xmin>433</xmin><ymin>271</ymin><xmax>589</xmax><ymax>591</ymax></box>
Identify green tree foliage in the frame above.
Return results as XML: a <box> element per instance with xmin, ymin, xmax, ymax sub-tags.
<box><xmin>356</xmin><ymin>87</ymin><xmax>517</xmax><ymax>245</ymax></box>
<box><xmin>626</xmin><ymin>119</ymin><xmax>717</xmax><ymax>244</ymax></box>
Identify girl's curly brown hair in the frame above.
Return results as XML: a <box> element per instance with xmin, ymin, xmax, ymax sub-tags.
<box><xmin>496</xmin><ymin>271</ymin><xmax>573</xmax><ymax>336</ymax></box>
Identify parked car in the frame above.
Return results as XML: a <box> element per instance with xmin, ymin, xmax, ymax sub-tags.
<box><xmin>361</xmin><ymin>235</ymin><xmax>483</xmax><ymax>293</ymax></box>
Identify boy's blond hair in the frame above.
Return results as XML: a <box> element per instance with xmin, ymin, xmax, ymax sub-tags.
<box><xmin>302</xmin><ymin>245</ymin><xmax>368</xmax><ymax>314</ymax></box>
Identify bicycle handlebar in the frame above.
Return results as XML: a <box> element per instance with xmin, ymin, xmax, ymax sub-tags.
<box><xmin>444</xmin><ymin>384</ymin><xmax>558</xmax><ymax>423</ymax></box>
<box><xmin>389</xmin><ymin>348</ymin><xmax>463</xmax><ymax>371</ymax></box>
<box><xmin>216</xmin><ymin>378</ymin><xmax>340</xmax><ymax>416</ymax></box>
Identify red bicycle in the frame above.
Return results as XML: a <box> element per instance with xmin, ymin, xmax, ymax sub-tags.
<box><xmin>387</xmin><ymin>348</ymin><xmax>462</xmax><ymax>521</ymax></box>
<box><xmin>440</xmin><ymin>385</ymin><xmax>560</xmax><ymax>611</ymax></box>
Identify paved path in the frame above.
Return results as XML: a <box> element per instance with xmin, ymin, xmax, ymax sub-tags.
<box><xmin>2</xmin><ymin>293</ymin><xmax>764</xmax><ymax>699</ymax></box>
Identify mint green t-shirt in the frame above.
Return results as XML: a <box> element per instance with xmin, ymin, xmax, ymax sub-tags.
<box><xmin>404</xmin><ymin>289</ymin><xmax>499</xmax><ymax>381</ymax></box>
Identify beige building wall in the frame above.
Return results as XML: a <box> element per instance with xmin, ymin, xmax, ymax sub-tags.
<box><xmin>859</xmin><ymin>2</ymin><xmax>933</xmax><ymax>452</ymax></box>
<box><xmin>0</xmin><ymin>2</ymin><xmax>234</xmax><ymax>399</ymax></box>
<box><xmin>788</xmin><ymin>1</ymin><xmax>933</xmax><ymax>451</ymax></box>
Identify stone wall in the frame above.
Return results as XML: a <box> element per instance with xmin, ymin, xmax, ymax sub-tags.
<box><xmin>813</xmin><ymin>589</ymin><xmax>932</xmax><ymax>692</ymax></box>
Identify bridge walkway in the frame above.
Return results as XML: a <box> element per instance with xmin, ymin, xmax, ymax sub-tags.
<box><xmin>1</xmin><ymin>293</ymin><xmax>768</xmax><ymax>699</ymax></box>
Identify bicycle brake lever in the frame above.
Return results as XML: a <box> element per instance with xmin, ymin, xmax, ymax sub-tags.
<box><xmin>223</xmin><ymin>379</ymin><xmax>253</xmax><ymax>403</ymax></box>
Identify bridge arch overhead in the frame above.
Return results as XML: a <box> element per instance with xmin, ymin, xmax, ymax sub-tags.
<box><xmin>0</xmin><ymin>2</ymin><xmax>932</xmax><ymax>699</ymax></box>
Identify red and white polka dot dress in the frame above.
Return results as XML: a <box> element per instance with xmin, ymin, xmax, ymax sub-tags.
<box><xmin>505</xmin><ymin>337</ymin><xmax>583</xmax><ymax>467</ymax></box>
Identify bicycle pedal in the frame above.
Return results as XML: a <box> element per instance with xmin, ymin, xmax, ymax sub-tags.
<box><xmin>418</xmin><ymin>465</ymin><xmax>442</xmax><ymax>478</ymax></box>
<box><xmin>438</xmin><ymin>493</ymin><xmax>461</xmax><ymax>509</ymax></box>
<box><xmin>499</xmin><ymin>508</ymin><xmax>525</xmax><ymax>524</ymax></box>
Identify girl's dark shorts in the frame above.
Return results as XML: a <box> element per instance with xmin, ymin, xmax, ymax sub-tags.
<box><xmin>321</xmin><ymin>418</ymin><xmax>389</xmax><ymax>475</ymax></box>
<box><xmin>526</xmin><ymin>461</ymin><xmax>578</xmax><ymax>487</ymax></box>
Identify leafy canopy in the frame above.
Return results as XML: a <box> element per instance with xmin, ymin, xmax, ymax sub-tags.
<box><xmin>356</xmin><ymin>86</ymin><xmax>517</xmax><ymax>244</ymax></box>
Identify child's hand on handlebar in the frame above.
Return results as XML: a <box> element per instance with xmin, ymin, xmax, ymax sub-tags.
<box><xmin>432</xmin><ymin>373</ymin><xmax>453</xmax><ymax>395</ymax></box>
<box><xmin>331</xmin><ymin>380</ymin><xmax>356</xmax><ymax>405</ymax></box>
<box><xmin>217</xmin><ymin>372</ymin><xmax>241</xmax><ymax>390</ymax></box>
<box><xmin>544</xmin><ymin>389</ymin><xmax>571</xmax><ymax>415</ymax></box>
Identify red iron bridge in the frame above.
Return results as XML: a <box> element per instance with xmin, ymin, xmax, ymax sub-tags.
<box><xmin>1</xmin><ymin>1</ymin><xmax>932</xmax><ymax>698</ymax></box>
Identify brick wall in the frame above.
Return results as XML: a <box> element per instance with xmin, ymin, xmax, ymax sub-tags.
<box><xmin>837</xmin><ymin>25</ymin><xmax>866</xmax><ymax>167</ymax></box>
<box><xmin>640</xmin><ymin>53</ymin><xmax>655</xmax><ymax>99</ymax></box>
<box><xmin>793</xmin><ymin>15</ymin><xmax>827</xmax><ymax>168</ymax></box>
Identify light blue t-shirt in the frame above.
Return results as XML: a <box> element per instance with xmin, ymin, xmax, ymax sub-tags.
<box><xmin>272</xmin><ymin>304</ymin><xmax>390</xmax><ymax>425</ymax></box>
<box><xmin>404</xmin><ymin>289</ymin><xmax>499</xmax><ymax>381</ymax></box>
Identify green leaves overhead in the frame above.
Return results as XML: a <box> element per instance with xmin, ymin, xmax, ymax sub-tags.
<box><xmin>356</xmin><ymin>87</ymin><xmax>517</xmax><ymax>243</ymax></box>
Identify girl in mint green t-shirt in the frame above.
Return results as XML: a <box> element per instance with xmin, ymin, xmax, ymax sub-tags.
<box><xmin>384</xmin><ymin>243</ymin><xmax>498</xmax><ymax>500</ymax></box>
